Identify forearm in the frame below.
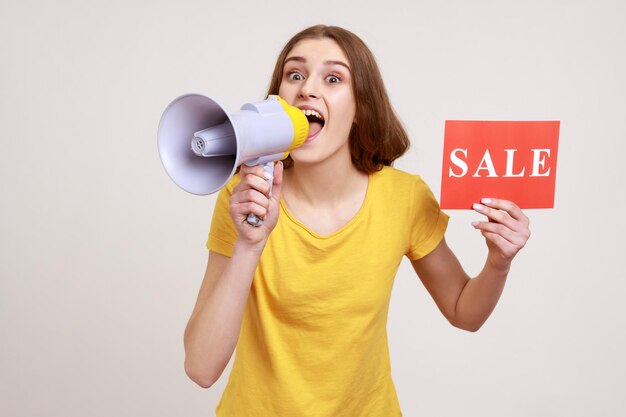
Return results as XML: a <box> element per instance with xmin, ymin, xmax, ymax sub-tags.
<box><xmin>452</xmin><ymin>197</ymin><xmax>530</xmax><ymax>331</ymax></box>
<box><xmin>183</xmin><ymin>241</ymin><xmax>264</xmax><ymax>387</ymax></box>
<box><xmin>453</xmin><ymin>259</ymin><xmax>511</xmax><ymax>332</ymax></box>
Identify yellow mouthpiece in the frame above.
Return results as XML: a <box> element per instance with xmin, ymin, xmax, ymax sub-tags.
<box><xmin>275</xmin><ymin>96</ymin><xmax>309</xmax><ymax>158</ymax></box>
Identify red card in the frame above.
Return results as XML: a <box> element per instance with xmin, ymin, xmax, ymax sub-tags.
<box><xmin>440</xmin><ymin>121</ymin><xmax>560</xmax><ymax>209</ymax></box>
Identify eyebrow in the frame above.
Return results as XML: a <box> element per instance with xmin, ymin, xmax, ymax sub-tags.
<box><xmin>284</xmin><ymin>56</ymin><xmax>351</xmax><ymax>72</ymax></box>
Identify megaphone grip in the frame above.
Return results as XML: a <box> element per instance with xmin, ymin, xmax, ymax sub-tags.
<box><xmin>245</xmin><ymin>162</ymin><xmax>274</xmax><ymax>227</ymax></box>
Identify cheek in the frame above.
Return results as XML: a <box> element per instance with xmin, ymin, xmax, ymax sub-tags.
<box><xmin>278</xmin><ymin>83</ymin><xmax>295</xmax><ymax>103</ymax></box>
<box><xmin>334</xmin><ymin>93</ymin><xmax>356</xmax><ymax>124</ymax></box>
<box><xmin>334</xmin><ymin>88</ymin><xmax>356</xmax><ymax>112</ymax></box>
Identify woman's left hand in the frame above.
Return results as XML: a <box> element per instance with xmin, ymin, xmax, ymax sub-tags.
<box><xmin>471</xmin><ymin>198</ymin><xmax>530</xmax><ymax>270</ymax></box>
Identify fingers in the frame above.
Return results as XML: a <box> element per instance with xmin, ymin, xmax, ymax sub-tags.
<box><xmin>235</xmin><ymin>164</ymin><xmax>272</xmax><ymax>196</ymax></box>
<box><xmin>230</xmin><ymin>187</ymin><xmax>269</xmax><ymax>219</ymax></box>
<box><xmin>271</xmin><ymin>161</ymin><xmax>284</xmax><ymax>202</ymax></box>
<box><xmin>472</xmin><ymin>198</ymin><xmax>531</xmax><ymax>253</ymax></box>
<box><xmin>472</xmin><ymin>198</ymin><xmax>529</xmax><ymax>231</ymax></box>
<box><xmin>473</xmin><ymin>220</ymin><xmax>528</xmax><ymax>247</ymax></box>
<box><xmin>477</xmin><ymin>198</ymin><xmax>529</xmax><ymax>225</ymax></box>
<box><xmin>479</xmin><ymin>230</ymin><xmax>520</xmax><ymax>259</ymax></box>
<box><xmin>231</xmin><ymin>164</ymin><xmax>274</xmax><ymax>221</ymax></box>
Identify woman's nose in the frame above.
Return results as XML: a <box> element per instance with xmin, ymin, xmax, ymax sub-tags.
<box><xmin>298</xmin><ymin>78</ymin><xmax>319</xmax><ymax>99</ymax></box>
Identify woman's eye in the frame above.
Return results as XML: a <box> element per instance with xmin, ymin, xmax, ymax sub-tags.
<box><xmin>326</xmin><ymin>75</ymin><xmax>341</xmax><ymax>84</ymax></box>
<box><xmin>287</xmin><ymin>72</ymin><xmax>304</xmax><ymax>81</ymax></box>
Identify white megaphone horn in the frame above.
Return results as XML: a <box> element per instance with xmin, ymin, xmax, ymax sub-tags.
<box><xmin>157</xmin><ymin>94</ymin><xmax>309</xmax><ymax>226</ymax></box>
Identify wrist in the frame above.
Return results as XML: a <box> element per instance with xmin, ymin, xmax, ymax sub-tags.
<box><xmin>233</xmin><ymin>238</ymin><xmax>267</xmax><ymax>257</ymax></box>
<box><xmin>486</xmin><ymin>253</ymin><xmax>512</xmax><ymax>275</ymax></box>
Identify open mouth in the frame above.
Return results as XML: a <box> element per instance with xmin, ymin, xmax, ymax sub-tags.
<box><xmin>301</xmin><ymin>109</ymin><xmax>325</xmax><ymax>139</ymax></box>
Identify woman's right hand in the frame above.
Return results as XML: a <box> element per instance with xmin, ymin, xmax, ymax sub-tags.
<box><xmin>185</xmin><ymin>164</ymin><xmax>283</xmax><ymax>387</ymax></box>
<box><xmin>229</xmin><ymin>161</ymin><xmax>284</xmax><ymax>249</ymax></box>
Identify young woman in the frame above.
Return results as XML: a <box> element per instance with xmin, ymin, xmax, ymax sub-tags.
<box><xmin>183</xmin><ymin>25</ymin><xmax>530</xmax><ymax>416</ymax></box>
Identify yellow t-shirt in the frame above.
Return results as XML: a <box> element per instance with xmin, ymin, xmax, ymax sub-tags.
<box><xmin>207</xmin><ymin>166</ymin><xmax>448</xmax><ymax>417</ymax></box>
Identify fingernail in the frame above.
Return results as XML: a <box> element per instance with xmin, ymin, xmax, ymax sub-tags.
<box><xmin>471</xmin><ymin>221</ymin><xmax>480</xmax><ymax>227</ymax></box>
<box><xmin>481</xmin><ymin>198</ymin><xmax>492</xmax><ymax>204</ymax></box>
<box><xmin>263</xmin><ymin>172</ymin><xmax>273</xmax><ymax>180</ymax></box>
<box><xmin>473</xmin><ymin>203</ymin><xmax>484</xmax><ymax>211</ymax></box>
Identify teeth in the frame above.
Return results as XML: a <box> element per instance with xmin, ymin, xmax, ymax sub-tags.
<box><xmin>301</xmin><ymin>109</ymin><xmax>324</xmax><ymax>121</ymax></box>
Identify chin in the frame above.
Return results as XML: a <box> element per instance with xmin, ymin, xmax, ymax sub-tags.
<box><xmin>290</xmin><ymin>136</ymin><xmax>322</xmax><ymax>161</ymax></box>
<box><xmin>289</xmin><ymin>151</ymin><xmax>320</xmax><ymax>166</ymax></box>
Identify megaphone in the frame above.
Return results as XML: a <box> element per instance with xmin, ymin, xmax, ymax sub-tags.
<box><xmin>157</xmin><ymin>94</ymin><xmax>309</xmax><ymax>225</ymax></box>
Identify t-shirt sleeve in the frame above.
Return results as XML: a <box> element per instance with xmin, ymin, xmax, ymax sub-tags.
<box><xmin>206</xmin><ymin>174</ymin><xmax>240</xmax><ymax>257</ymax></box>
<box><xmin>406</xmin><ymin>176</ymin><xmax>449</xmax><ymax>260</ymax></box>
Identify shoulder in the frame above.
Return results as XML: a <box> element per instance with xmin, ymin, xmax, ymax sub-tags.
<box><xmin>372</xmin><ymin>166</ymin><xmax>432</xmax><ymax>196</ymax></box>
<box><xmin>371</xmin><ymin>166</ymin><xmax>443</xmax><ymax>222</ymax></box>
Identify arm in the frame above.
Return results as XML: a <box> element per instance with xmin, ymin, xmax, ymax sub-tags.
<box><xmin>183</xmin><ymin>246</ymin><xmax>262</xmax><ymax>388</ymax></box>
<box><xmin>183</xmin><ymin>162</ymin><xmax>284</xmax><ymax>388</ymax></box>
<box><xmin>411</xmin><ymin>198</ymin><xmax>530</xmax><ymax>332</ymax></box>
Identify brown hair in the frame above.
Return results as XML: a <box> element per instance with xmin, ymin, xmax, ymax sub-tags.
<box><xmin>267</xmin><ymin>25</ymin><xmax>410</xmax><ymax>173</ymax></box>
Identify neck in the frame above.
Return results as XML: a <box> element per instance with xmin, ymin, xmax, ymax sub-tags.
<box><xmin>284</xmin><ymin>153</ymin><xmax>367</xmax><ymax>207</ymax></box>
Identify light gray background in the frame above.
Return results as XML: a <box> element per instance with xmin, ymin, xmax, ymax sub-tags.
<box><xmin>2</xmin><ymin>0</ymin><xmax>625</xmax><ymax>416</ymax></box>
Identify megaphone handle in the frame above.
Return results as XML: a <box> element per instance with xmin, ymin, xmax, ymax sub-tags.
<box><xmin>245</xmin><ymin>162</ymin><xmax>274</xmax><ymax>227</ymax></box>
